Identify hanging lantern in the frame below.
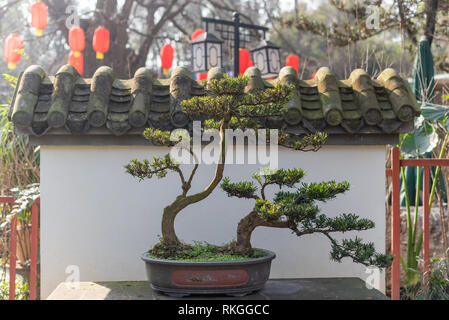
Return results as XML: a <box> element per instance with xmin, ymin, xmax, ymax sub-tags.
<box><xmin>160</xmin><ymin>44</ymin><xmax>175</xmax><ymax>75</ymax></box>
<box><xmin>69</xmin><ymin>51</ymin><xmax>84</xmax><ymax>75</ymax></box>
<box><xmin>191</xmin><ymin>29</ymin><xmax>205</xmax><ymax>41</ymax></box>
<box><xmin>191</xmin><ymin>30</ymin><xmax>206</xmax><ymax>80</ymax></box>
<box><xmin>93</xmin><ymin>26</ymin><xmax>110</xmax><ymax>60</ymax></box>
<box><xmin>239</xmin><ymin>48</ymin><xmax>251</xmax><ymax>75</ymax></box>
<box><xmin>31</xmin><ymin>1</ymin><xmax>48</xmax><ymax>37</ymax></box>
<box><xmin>197</xmin><ymin>73</ymin><xmax>207</xmax><ymax>81</ymax></box>
<box><xmin>251</xmin><ymin>40</ymin><xmax>281</xmax><ymax>79</ymax></box>
<box><xmin>4</xmin><ymin>33</ymin><xmax>23</xmax><ymax>70</ymax></box>
<box><xmin>285</xmin><ymin>54</ymin><xmax>299</xmax><ymax>72</ymax></box>
<box><xmin>191</xmin><ymin>32</ymin><xmax>223</xmax><ymax>73</ymax></box>
<box><xmin>69</xmin><ymin>27</ymin><xmax>85</xmax><ymax>58</ymax></box>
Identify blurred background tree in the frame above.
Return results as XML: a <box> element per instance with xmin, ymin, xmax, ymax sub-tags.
<box><xmin>0</xmin><ymin>0</ymin><xmax>447</xmax><ymax>189</ymax></box>
<box><xmin>0</xmin><ymin>1</ymin><xmax>447</xmax><ymax>84</ymax></box>
<box><xmin>279</xmin><ymin>0</ymin><xmax>449</xmax><ymax>78</ymax></box>
<box><xmin>0</xmin><ymin>0</ymin><xmax>448</xmax><ymax>190</ymax></box>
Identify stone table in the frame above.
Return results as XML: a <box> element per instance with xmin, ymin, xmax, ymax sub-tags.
<box><xmin>47</xmin><ymin>278</ymin><xmax>388</xmax><ymax>300</ymax></box>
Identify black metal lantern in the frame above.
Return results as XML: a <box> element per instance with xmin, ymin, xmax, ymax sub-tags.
<box><xmin>191</xmin><ymin>32</ymin><xmax>224</xmax><ymax>73</ymax></box>
<box><xmin>251</xmin><ymin>40</ymin><xmax>281</xmax><ymax>78</ymax></box>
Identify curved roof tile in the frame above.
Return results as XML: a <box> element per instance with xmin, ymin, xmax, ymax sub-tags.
<box><xmin>9</xmin><ymin>65</ymin><xmax>420</xmax><ymax>137</ymax></box>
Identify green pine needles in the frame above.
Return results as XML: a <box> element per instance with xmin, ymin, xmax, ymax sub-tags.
<box><xmin>221</xmin><ymin>168</ymin><xmax>394</xmax><ymax>268</ymax></box>
<box><xmin>126</xmin><ymin>72</ymin><xmax>326</xmax><ymax>248</ymax></box>
<box><xmin>124</xmin><ymin>72</ymin><xmax>391</xmax><ymax>270</ymax></box>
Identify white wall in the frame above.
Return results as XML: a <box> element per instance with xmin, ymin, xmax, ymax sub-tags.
<box><xmin>40</xmin><ymin>145</ymin><xmax>386</xmax><ymax>298</ymax></box>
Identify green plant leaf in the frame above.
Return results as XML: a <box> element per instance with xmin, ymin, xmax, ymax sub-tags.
<box><xmin>421</xmin><ymin>102</ymin><xmax>449</xmax><ymax>122</ymax></box>
<box><xmin>400</xmin><ymin>116</ymin><xmax>438</xmax><ymax>157</ymax></box>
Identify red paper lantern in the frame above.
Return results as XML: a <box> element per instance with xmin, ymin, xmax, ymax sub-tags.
<box><xmin>285</xmin><ymin>54</ymin><xmax>299</xmax><ymax>72</ymax></box>
<box><xmin>191</xmin><ymin>29</ymin><xmax>205</xmax><ymax>41</ymax></box>
<box><xmin>160</xmin><ymin>44</ymin><xmax>175</xmax><ymax>75</ymax></box>
<box><xmin>31</xmin><ymin>1</ymin><xmax>48</xmax><ymax>37</ymax></box>
<box><xmin>197</xmin><ymin>73</ymin><xmax>207</xmax><ymax>81</ymax></box>
<box><xmin>4</xmin><ymin>33</ymin><xmax>23</xmax><ymax>70</ymax></box>
<box><xmin>69</xmin><ymin>51</ymin><xmax>84</xmax><ymax>75</ymax></box>
<box><xmin>69</xmin><ymin>27</ymin><xmax>85</xmax><ymax>58</ymax></box>
<box><xmin>93</xmin><ymin>26</ymin><xmax>110</xmax><ymax>60</ymax></box>
<box><xmin>239</xmin><ymin>48</ymin><xmax>251</xmax><ymax>74</ymax></box>
<box><xmin>311</xmin><ymin>71</ymin><xmax>317</xmax><ymax>79</ymax></box>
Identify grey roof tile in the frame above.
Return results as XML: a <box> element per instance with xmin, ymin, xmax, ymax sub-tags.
<box><xmin>9</xmin><ymin>64</ymin><xmax>420</xmax><ymax>138</ymax></box>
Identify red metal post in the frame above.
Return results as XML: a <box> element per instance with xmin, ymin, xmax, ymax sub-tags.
<box><xmin>0</xmin><ymin>197</ymin><xmax>16</xmax><ymax>300</ymax></box>
<box><xmin>423</xmin><ymin>166</ymin><xmax>430</xmax><ymax>285</ymax></box>
<box><xmin>9</xmin><ymin>213</ymin><xmax>17</xmax><ymax>300</ymax></box>
<box><xmin>29</xmin><ymin>201</ymin><xmax>39</xmax><ymax>300</ymax></box>
<box><xmin>390</xmin><ymin>147</ymin><xmax>401</xmax><ymax>300</ymax></box>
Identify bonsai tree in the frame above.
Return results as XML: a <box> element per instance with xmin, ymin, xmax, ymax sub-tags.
<box><xmin>221</xmin><ymin>168</ymin><xmax>394</xmax><ymax>268</ymax></box>
<box><xmin>125</xmin><ymin>68</ymin><xmax>326</xmax><ymax>254</ymax></box>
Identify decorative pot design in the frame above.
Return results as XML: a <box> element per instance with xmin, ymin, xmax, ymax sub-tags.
<box><xmin>141</xmin><ymin>249</ymin><xmax>276</xmax><ymax>297</ymax></box>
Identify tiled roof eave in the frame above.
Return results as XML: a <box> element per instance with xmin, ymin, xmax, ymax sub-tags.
<box><xmin>9</xmin><ymin>65</ymin><xmax>420</xmax><ymax>142</ymax></box>
<box><xmin>14</xmin><ymin>121</ymin><xmax>413</xmax><ymax>137</ymax></box>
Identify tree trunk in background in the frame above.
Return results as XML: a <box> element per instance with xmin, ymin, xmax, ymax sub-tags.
<box><xmin>82</xmin><ymin>0</ymin><xmax>135</xmax><ymax>77</ymax></box>
<box><xmin>424</xmin><ymin>0</ymin><xmax>439</xmax><ymax>47</ymax></box>
<box><xmin>45</xmin><ymin>0</ymin><xmax>137</xmax><ymax>78</ymax></box>
<box><xmin>43</xmin><ymin>0</ymin><xmax>187</xmax><ymax>78</ymax></box>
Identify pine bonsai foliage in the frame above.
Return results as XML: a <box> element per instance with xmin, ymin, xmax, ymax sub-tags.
<box><xmin>221</xmin><ymin>168</ymin><xmax>394</xmax><ymax>268</ymax></box>
<box><xmin>125</xmin><ymin>71</ymin><xmax>326</xmax><ymax>251</ymax></box>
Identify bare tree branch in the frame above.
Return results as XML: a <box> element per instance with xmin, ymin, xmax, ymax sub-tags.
<box><xmin>0</xmin><ymin>0</ymin><xmax>21</xmax><ymax>20</ymax></box>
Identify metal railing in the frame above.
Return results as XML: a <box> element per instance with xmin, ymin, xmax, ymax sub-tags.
<box><xmin>386</xmin><ymin>147</ymin><xmax>449</xmax><ymax>300</ymax></box>
<box><xmin>0</xmin><ymin>196</ymin><xmax>39</xmax><ymax>300</ymax></box>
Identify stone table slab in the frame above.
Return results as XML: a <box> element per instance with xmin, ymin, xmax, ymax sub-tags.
<box><xmin>47</xmin><ymin>278</ymin><xmax>388</xmax><ymax>300</ymax></box>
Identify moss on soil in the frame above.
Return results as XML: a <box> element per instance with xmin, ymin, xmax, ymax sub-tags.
<box><xmin>147</xmin><ymin>241</ymin><xmax>268</xmax><ymax>262</ymax></box>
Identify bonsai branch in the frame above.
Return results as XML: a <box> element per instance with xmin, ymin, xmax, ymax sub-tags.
<box><xmin>235</xmin><ymin>211</ymin><xmax>290</xmax><ymax>253</ymax></box>
<box><xmin>160</xmin><ymin>116</ymin><xmax>230</xmax><ymax>245</ymax></box>
<box><xmin>185</xmin><ymin>149</ymin><xmax>199</xmax><ymax>195</ymax></box>
<box><xmin>260</xmin><ymin>180</ymin><xmax>280</xmax><ymax>200</ymax></box>
<box><xmin>223</xmin><ymin>168</ymin><xmax>393</xmax><ymax>269</ymax></box>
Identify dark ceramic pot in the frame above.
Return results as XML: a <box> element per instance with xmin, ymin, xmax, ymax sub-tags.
<box><xmin>141</xmin><ymin>249</ymin><xmax>276</xmax><ymax>297</ymax></box>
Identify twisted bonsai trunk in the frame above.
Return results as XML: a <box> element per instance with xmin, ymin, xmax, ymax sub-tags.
<box><xmin>161</xmin><ymin>117</ymin><xmax>230</xmax><ymax>245</ymax></box>
<box><xmin>235</xmin><ymin>211</ymin><xmax>290</xmax><ymax>254</ymax></box>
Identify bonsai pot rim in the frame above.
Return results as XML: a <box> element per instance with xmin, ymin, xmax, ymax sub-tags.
<box><xmin>141</xmin><ymin>248</ymin><xmax>276</xmax><ymax>265</ymax></box>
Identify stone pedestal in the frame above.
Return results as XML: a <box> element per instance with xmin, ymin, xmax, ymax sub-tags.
<box><xmin>47</xmin><ymin>278</ymin><xmax>388</xmax><ymax>300</ymax></box>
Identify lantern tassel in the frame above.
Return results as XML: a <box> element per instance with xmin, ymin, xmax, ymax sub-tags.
<box><xmin>96</xmin><ymin>52</ymin><xmax>104</xmax><ymax>60</ymax></box>
<box><xmin>8</xmin><ymin>62</ymin><xmax>17</xmax><ymax>70</ymax></box>
<box><xmin>162</xmin><ymin>68</ymin><xmax>169</xmax><ymax>76</ymax></box>
<box><xmin>35</xmin><ymin>29</ymin><xmax>43</xmax><ymax>37</ymax></box>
